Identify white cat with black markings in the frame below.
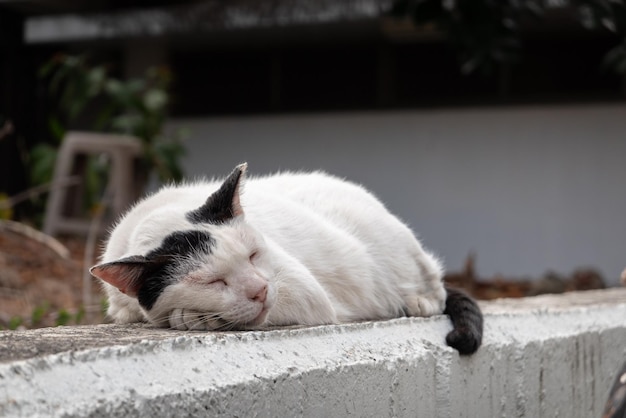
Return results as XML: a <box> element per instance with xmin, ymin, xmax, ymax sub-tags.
<box><xmin>91</xmin><ymin>163</ymin><xmax>483</xmax><ymax>354</ymax></box>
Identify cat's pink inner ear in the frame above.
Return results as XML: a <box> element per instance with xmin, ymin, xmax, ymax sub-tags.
<box><xmin>232</xmin><ymin>163</ymin><xmax>247</xmax><ymax>217</ymax></box>
<box><xmin>232</xmin><ymin>183</ymin><xmax>244</xmax><ymax>217</ymax></box>
<box><xmin>90</xmin><ymin>261</ymin><xmax>145</xmax><ymax>297</ymax></box>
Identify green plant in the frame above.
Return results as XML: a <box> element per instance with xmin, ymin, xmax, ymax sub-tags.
<box><xmin>391</xmin><ymin>0</ymin><xmax>544</xmax><ymax>74</ymax></box>
<box><xmin>8</xmin><ymin>316</ymin><xmax>23</xmax><ymax>330</ymax></box>
<box><xmin>31</xmin><ymin>302</ymin><xmax>50</xmax><ymax>327</ymax></box>
<box><xmin>100</xmin><ymin>297</ymin><xmax>109</xmax><ymax>318</ymax></box>
<box><xmin>33</xmin><ymin>54</ymin><xmax>186</xmax><ymax>211</ymax></box>
<box><xmin>55</xmin><ymin>309</ymin><xmax>71</xmax><ymax>326</ymax></box>
<box><xmin>1</xmin><ymin>304</ymin><xmax>99</xmax><ymax>330</ymax></box>
<box><xmin>573</xmin><ymin>0</ymin><xmax>626</xmax><ymax>74</ymax></box>
<box><xmin>74</xmin><ymin>305</ymin><xmax>85</xmax><ymax>324</ymax></box>
<box><xmin>0</xmin><ymin>193</ymin><xmax>12</xmax><ymax>220</ymax></box>
<box><xmin>392</xmin><ymin>0</ymin><xmax>626</xmax><ymax>76</ymax></box>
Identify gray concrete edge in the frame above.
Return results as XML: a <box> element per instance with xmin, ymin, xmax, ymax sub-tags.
<box><xmin>2</xmin><ymin>288</ymin><xmax>626</xmax><ymax>417</ymax></box>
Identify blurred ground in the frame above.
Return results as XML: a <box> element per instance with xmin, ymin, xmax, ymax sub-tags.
<box><xmin>0</xmin><ymin>226</ymin><xmax>610</xmax><ymax>330</ymax></box>
<box><xmin>445</xmin><ymin>254</ymin><xmax>608</xmax><ymax>300</ymax></box>
<box><xmin>0</xmin><ymin>225</ymin><xmax>104</xmax><ymax>329</ymax></box>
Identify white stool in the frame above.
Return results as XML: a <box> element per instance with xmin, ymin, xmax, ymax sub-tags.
<box><xmin>43</xmin><ymin>131</ymin><xmax>143</xmax><ymax>236</ymax></box>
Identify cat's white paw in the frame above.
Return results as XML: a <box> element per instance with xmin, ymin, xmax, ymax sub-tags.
<box><xmin>108</xmin><ymin>299</ymin><xmax>146</xmax><ymax>323</ymax></box>
<box><xmin>404</xmin><ymin>294</ymin><xmax>445</xmax><ymax>317</ymax></box>
<box><xmin>169</xmin><ymin>308</ymin><xmax>221</xmax><ymax>330</ymax></box>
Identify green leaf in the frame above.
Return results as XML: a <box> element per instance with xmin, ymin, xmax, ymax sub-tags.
<box><xmin>56</xmin><ymin>309</ymin><xmax>71</xmax><ymax>326</ymax></box>
<box><xmin>525</xmin><ymin>1</ymin><xmax>544</xmax><ymax>18</ymax></box>
<box><xmin>38</xmin><ymin>54</ymin><xmax>61</xmax><ymax>78</ymax></box>
<box><xmin>111</xmin><ymin>113</ymin><xmax>143</xmax><ymax>135</ymax></box>
<box><xmin>82</xmin><ymin>155</ymin><xmax>109</xmax><ymax>211</ymax></box>
<box><xmin>30</xmin><ymin>144</ymin><xmax>58</xmax><ymax>185</ymax></box>
<box><xmin>75</xmin><ymin>306</ymin><xmax>85</xmax><ymax>324</ymax></box>
<box><xmin>143</xmin><ymin>89</ymin><xmax>168</xmax><ymax>111</ymax></box>
<box><xmin>100</xmin><ymin>298</ymin><xmax>109</xmax><ymax>317</ymax></box>
<box><xmin>48</xmin><ymin>61</ymin><xmax>70</xmax><ymax>96</ymax></box>
<box><xmin>31</xmin><ymin>302</ymin><xmax>49</xmax><ymax>326</ymax></box>
<box><xmin>0</xmin><ymin>193</ymin><xmax>12</xmax><ymax>220</ymax></box>
<box><xmin>602</xmin><ymin>43</ymin><xmax>626</xmax><ymax>74</ymax></box>
<box><xmin>8</xmin><ymin>316</ymin><xmax>23</xmax><ymax>330</ymax></box>
<box><xmin>94</xmin><ymin>103</ymin><xmax>117</xmax><ymax>131</ymax></box>
<box><xmin>104</xmin><ymin>79</ymin><xmax>124</xmax><ymax>97</ymax></box>
<box><xmin>152</xmin><ymin>139</ymin><xmax>186</xmax><ymax>182</ymax></box>
<box><xmin>126</xmin><ymin>79</ymin><xmax>146</xmax><ymax>94</ymax></box>
<box><xmin>460</xmin><ymin>54</ymin><xmax>484</xmax><ymax>75</ymax></box>
<box><xmin>47</xmin><ymin>116</ymin><xmax>65</xmax><ymax>143</ymax></box>
<box><xmin>86</xmin><ymin>66</ymin><xmax>107</xmax><ymax>97</ymax></box>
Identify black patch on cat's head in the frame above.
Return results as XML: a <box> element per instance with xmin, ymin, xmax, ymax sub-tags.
<box><xmin>146</xmin><ymin>230</ymin><xmax>215</xmax><ymax>259</ymax></box>
<box><xmin>136</xmin><ymin>230</ymin><xmax>215</xmax><ymax>310</ymax></box>
<box><xmin>91</xmin><ymin>230</ymin><xmax>215</xmax><ymax>311</ymax></box>
<box><xmin>186</xmin><ymin>163</ymin><xmax>246</xmax><ymax>225</ymax></box>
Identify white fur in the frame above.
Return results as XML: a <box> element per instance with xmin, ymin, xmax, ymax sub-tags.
<box><xmin>97</xmin><ymin>169</ymin><xmax>446</xmax><ymax>330</ymax></box>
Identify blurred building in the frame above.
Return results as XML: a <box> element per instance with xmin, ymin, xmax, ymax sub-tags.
<box><xmin>1</xmin><ymin>0</ymin><xmax>625</xmax><ymax>282</ymax></box>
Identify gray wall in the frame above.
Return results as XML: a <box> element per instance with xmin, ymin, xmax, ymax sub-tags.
<box><xmin>167</xmin><ymin>104</ymin><xmax>626</xmax><ymax>283</ymax></box>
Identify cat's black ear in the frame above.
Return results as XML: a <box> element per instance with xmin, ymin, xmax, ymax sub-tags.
<box><xmin>90</xmin><ymin>255</ymin><xmax>166</xmax><ymax>297</ymax></box>
<box><xmin>187</xmin><ymin>163</ymin><xmax>247</xmax><ymax>224</ymax></box>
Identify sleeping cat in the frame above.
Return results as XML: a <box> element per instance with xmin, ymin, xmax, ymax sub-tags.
<box><xmin>91</xmin><ymin>163</ymin><xmax>483</xmax><ymax>354</ymax></box>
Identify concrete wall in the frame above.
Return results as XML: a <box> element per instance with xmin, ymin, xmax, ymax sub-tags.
<box><xmin>167</xmin><ymin>103</ymin><xmax>626</xmax><ymax>284</ymax></box>
<box><xmin>2</xmin><ymin>289</ymin><xmax>626</xmax><ymax>417</ymax></box>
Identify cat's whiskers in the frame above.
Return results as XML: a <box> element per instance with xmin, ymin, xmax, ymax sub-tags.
<box><xmin>215</xmin><ymin>319</ymin><xmax>239</xmax><ymax>331</ymax></box>
<box><xmin>150</xmin><ymin>309</ymin><xmax>234</xmax><ymax>331</ymax></box>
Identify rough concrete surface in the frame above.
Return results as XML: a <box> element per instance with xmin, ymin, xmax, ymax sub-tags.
<box><xmin>1</xmin><ymin>288</ymin><xmax>626</xmax><ymax>417</ymax></box>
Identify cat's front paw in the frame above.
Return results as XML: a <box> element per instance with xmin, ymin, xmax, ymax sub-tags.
<box><xmin>405</xmin><ymin>294</ymin><xmax>446</xmax><ymax>318</ymax></box>
<box><xmin>168</xmin><ymin>308</ymin><xmax>221</xmax><ymax>331</ymax></box>
<box><xmin>107</xmin><ymin>296</ymin><xmax>146</xmax><ymax>324</ymax></box>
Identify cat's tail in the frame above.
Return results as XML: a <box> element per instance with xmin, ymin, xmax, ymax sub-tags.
<box><xmin>443</xmin><ymin>286</ymin><xmax>483</xmax><ymax>355</ymax></box>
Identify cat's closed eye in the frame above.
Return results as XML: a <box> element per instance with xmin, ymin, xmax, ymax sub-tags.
<box><xmin>249</xmin><ymin>251</ymin><xmax>259</xmax><ymax>262</ymax></box>
<box><xmin>208</xmin><ymin>278</ymin><xmax>227</xmax><ymax>288</ymax></box>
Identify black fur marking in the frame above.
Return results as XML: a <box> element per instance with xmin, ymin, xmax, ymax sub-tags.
<box><xmin>135</xmin><ymin>259</ymin><xmax>171</xmax><ymax>311</ymax></box>
<box><xmin>145</xmin><ymin>230</ymin><xmax>215</xmax><ymax>259</ymax></box>
<box><xmin>136</xmin><ymin>230</ymin><xmax>215</xmax><ymax>310</ymax></box>
<box><xmin>443</xmin><ymin>286</ymin><xmax>483</xmax><ymax>355</ymax></box>
<box><xmin>186</xmin><ymin>167</ymin><xmax>243</xmax><ymax>224</ymax></box>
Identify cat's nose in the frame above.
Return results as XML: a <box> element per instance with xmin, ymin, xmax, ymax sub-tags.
<box><xmin>250</xmin><ymin>284</ymin><xmax>267</xmax><ymax>303</ymax></box>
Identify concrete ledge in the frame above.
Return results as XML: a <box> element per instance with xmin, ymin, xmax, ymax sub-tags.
<box><xmin>2</xmin><ymin>288</ymin><xmax>626</xmax><ymax>417</ymax></box>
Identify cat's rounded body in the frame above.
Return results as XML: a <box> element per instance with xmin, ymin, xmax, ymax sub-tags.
<box><xmin>93</xmin><ymin>164</ymin><xmax>482</xmax><ymax>354</ymax></box>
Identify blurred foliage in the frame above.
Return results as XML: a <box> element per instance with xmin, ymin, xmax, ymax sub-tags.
<box><xmin>55</xmin><ymin>309</ymin><xmax>72</xmax><ymax>326</ymax></box>
<box><xmin>100</xmin><ymin>297</ymin><xmax>109</xmax><ymax>318</ymax></box>
<box><xmin>8</xmin><ymin>316</ymin><xmax>22</xmax><ymax>330</ymax></box>
<box><xmin>392</xmin><ymin>0</ymin><xmax>626</xmax><ymax>75</ymax></box>
<box><xmin>33</xmin><ymin>54</ymin><xmax>186</xmax><ymax>210</ymax></box>
<box><xmin>573</xmin><ymin>0</ymin><xmax>626</xmax><ymax>74</ymax></box>
<box><xmin>391</xmin><ymin>0</ymin><xmax>544</xmax><ymax>75</ymax></box>
<box><xmin>1</xmin><ymin>303</ymin><xmax>90</xmax><ymax>330</ymax></box>
<box><xmin>30</xmin><ymin>302</ymin><xmax>49</xmax><ymax>327</ymax></box>
<box><xmin>0</xmin><ymin>194</ymin><xmax>12</xmax><ymax>220</ymax></box>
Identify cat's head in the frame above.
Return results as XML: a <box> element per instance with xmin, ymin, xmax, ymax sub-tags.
<box><xmin>90</xmin><ymin>163</ymin><xmax>277</xmax><ymax>330</ymax></box>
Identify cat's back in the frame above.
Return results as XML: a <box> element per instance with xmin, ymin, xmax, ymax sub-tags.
<box><xmin>245</xmin><ymin>170</ymin><xmax>391</xmax><ymax>222</ymax></box>
<box><xmin>242</xmin><ymin>171</ymin><xmax>419</xmax><ymax>256</ymax></box>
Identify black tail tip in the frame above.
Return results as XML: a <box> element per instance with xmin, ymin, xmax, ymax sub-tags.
<box><xmin>443</xmin><ymin>286</ymin><xmax>484</xmax><ymax>355</ymax></box>
<box><xmin>446</xmin><ymin>327</ymin><xmax>482</xmax><ymax>355</ymax></box>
